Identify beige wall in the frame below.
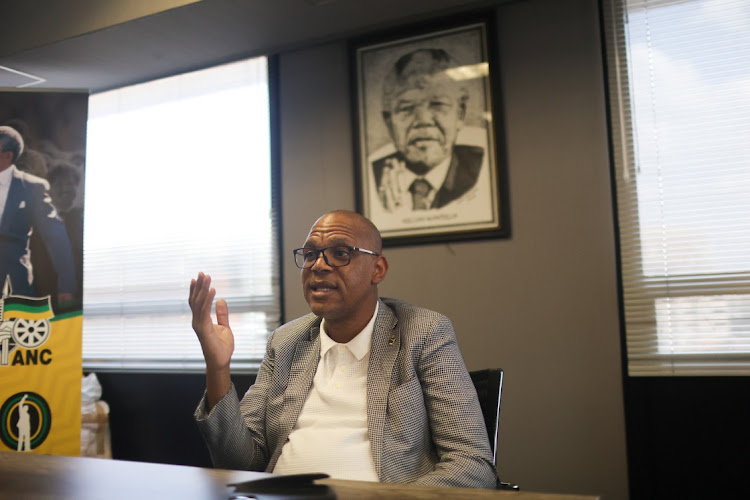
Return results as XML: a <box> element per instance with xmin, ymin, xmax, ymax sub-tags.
<box><xmin>280</xmin><ymin>0</ymin><xmax>629</xmax><ymax>498</ymax></box>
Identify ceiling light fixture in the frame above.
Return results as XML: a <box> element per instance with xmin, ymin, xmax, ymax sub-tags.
<box><xmin>0</xmin><ymin>65</ymin><xmax>46</xmax><ymax>88</ymax></box>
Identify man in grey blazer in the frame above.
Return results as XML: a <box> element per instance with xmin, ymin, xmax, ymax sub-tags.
<box><xmin>190</xmin><ymin>210</ymin><xmax>497</xmax><ymax>488</ymax></box>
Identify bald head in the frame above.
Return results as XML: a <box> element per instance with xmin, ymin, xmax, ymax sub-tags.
<box><xmin>301</xmin><ymin>210</ymin><xmax>388</xmax><ymax>341</ymax></box>
<box><xmin>311</xmin><ymin>210</ymin><xmax>383</xmax><ymax>253</ymax></box>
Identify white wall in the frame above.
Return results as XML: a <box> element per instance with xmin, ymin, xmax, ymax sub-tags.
<box><xmin>279</xmin><ymin>0</ymin><xmax>629</xmax><ymax>498</ymax></box>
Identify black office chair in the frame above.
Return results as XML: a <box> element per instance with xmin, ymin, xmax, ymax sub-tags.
<box><xmin>469</xmin><ymin>368</ymin><xmax>519</xmax><ymax>491</ymax></box>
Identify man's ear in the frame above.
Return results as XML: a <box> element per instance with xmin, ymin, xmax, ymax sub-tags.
<box><xmin>371</xmin><ymin>255</ymin><xmax>389</xmax><ymax>285</ymax></box>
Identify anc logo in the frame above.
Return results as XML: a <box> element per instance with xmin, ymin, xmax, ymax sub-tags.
<box><xmin>0</xmin><ymin>391</ymin><xmax>52</xmax><ymax>451</ymax></box>
<box><xmin>0</xmin><ymin>275</ymin><xmax>54</xmax><ymax>367</ymax></box>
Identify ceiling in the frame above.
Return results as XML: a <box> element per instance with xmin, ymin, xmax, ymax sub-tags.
<box><xmin>0</xmin><ymin>0</ymin><xmax>503</xmax><ymax>93</ymax></box>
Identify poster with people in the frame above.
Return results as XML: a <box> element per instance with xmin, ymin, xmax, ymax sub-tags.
<box><xmin>0</xmin><ymin>90</ymin><xmax>87</xmax><ymax>455</ymax></box>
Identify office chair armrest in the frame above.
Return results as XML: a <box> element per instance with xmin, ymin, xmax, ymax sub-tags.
<box><xmin>499</xmin><ymin>481</ymin><xmax>520</xmax><ymax>491</ymax></box>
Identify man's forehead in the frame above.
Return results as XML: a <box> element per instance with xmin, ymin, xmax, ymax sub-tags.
<box><xmin>304</xmin><ymin>218</ymin><xmax>367</xmax><ymax>246</ymax></box>
<box><xmin>387</xmin><ymin>75</ymin><xmax>464</xmax><ymax>109</ymax></box>
<box><xmin>304</xmin><ymin>231</ymin><xmax>356</xmax><ymax>246</ymax></box>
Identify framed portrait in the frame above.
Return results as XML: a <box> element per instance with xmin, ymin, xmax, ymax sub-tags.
<box><xmin>351</xmin><ymin>11</ymin><xmax>510</xmax><ymax>246</ymax></box>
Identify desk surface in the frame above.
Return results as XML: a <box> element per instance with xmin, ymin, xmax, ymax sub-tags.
<box><xmin>0</xmin><ymin>452</ymin><xmax>599</xmax><ymax>500</ymax></box>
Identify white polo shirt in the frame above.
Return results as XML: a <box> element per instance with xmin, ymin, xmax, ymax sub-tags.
<box><xmin>273</xmin><ymin>303</ymin><xmax>379</xmax><ymax>481</ymax></box>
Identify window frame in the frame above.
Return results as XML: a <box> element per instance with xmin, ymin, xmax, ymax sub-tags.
<box><xmin>81</xmin><ymin>55</ymin><xmax>283</xmax><ymax>374</ymax></box>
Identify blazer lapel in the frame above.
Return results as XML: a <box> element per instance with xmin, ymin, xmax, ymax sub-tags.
<box><xmin>432</xmin><ymin>146</ymin><xmax>483</xmax><ymax>208</ymax></box>
<box><xmin>366</xmin><ymin>300</ymin><xmax>399</xmax><ymax>477</ymax></box>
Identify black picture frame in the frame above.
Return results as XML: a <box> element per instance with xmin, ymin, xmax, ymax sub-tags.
<box><xmin>351</xmin><ymin>11</ymin><xmax>510</xmax><ymax>246</ymax></box>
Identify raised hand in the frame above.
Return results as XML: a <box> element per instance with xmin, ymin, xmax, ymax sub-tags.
<box><xmin>189</xmin><ymin>272</ymin><xmax>234</xmax><ymax>408</ymax></box>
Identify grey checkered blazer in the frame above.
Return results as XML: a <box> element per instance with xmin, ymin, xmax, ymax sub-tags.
<box><xmin>194</xmin><ymin>297</ymin><xmax>498</xmax><ymax>488</ymax></box>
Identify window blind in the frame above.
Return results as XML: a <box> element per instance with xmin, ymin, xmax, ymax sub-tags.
<box><xmin>83</xmin><ymin>57</ymin><xmax>279</xmax><ymax>372</ymax></box>
<box><xmin>603</xmin><ymin>0</ymin><xmax>750</xmax><ymax>375</ymax></box>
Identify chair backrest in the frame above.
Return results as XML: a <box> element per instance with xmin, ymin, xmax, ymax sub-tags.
<box><xmin>469</xmin><ymin>368</ymin><xmax>503</xmax><ymax>467</ymax></box>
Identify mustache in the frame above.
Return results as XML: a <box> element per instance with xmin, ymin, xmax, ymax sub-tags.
<box><xmin>405</xmin><ymin>124</ymin><xmax>445</xmax><ymax>145</ymax></box>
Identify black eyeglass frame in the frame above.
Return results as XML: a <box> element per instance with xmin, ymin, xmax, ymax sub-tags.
<box><xmin>292</xmin><ymin>245</ymin><xmax>380</xmax><ymax>269</ymax></box>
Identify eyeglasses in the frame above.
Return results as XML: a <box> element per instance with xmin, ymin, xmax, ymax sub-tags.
<box><xmin>293</xmin><ymin>246</ymin><xmax>379</xmax><ymax>269</ymax></box>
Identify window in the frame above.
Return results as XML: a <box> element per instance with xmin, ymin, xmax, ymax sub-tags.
<box><xmin>83</xmin><ymin>57</ymin><xmax>279</xmax><ymax>372</ymax></box>
<box><xmin>603</xmin><ymin>0</ymin><xmax>750</xmax><ymax>375</ymax></box>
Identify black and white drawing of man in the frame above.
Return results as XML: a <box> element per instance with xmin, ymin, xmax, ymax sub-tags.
<box><xmin>372</xmin><ymin>48</ymin><xmax>485</xmax><ymax>213</ymax></box>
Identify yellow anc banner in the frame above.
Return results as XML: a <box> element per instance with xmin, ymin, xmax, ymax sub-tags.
<box><xmin>1</xmin><ymin>90</ymin><xmax>87</xmax><ymax>456</ymax></box>
<box><xmin>0</xmin><ymin>278</ymin><xmax>82</xmax><ymax>455</ymax></box>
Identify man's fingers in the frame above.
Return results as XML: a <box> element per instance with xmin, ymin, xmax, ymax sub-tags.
<box><xmin>189</xmin><ymin>273</ymin><xmax>217</xmax><ymax>333</ymax></box>
<box><xmin>190</xmin><ymin>273</ymin><xmax>211</xmax><ymax>304</ymax></box>
<box><xmin>189</xmin><ymin>278</ymin><xmax>197</xmax><ymax>300</ymax></box>
<box><xmin>189</xmin><ymin>272</ymin><xmax>208</xmax><ymax>305</ymax></box>
<box><xmin>202</xmin><ymin>287</ymin><xmax>216</xmax><ymax>316</ymax></box>
<box><xmin>215</xmin><ymin>299</ymin><xmax>230</xmax><ymax>328</ymax></box>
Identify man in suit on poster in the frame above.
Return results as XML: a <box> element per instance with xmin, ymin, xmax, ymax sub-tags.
<box><xmin>190</xmin><ymin>210</ymin><xmax>497</xmax><ymax>488</ymax></box>
<box><xmin>0</xmin><ymin>125</ymin><xmax>76</xmax><ymax>303</ymax></box>
<box><xmin>373</xmin><ymin>48</ymin><xmax>485</xmax><ymax>212</ymax></box>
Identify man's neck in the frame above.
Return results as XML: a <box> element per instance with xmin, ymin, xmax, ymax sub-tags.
<box><xmin>325</xmin><ymin>321</ymin><xmax>365</xmax><ymax>344</ymax></box>
<box><xmin>323</xmin><ymin>301</ymin><xmax>378</xmax><ymax>344</ymax></box>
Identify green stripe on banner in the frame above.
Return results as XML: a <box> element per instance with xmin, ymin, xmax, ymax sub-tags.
<box><xmin>2</xmin><ymin>296</ymin><xmax>52</xmax><ymax>321</ymax></box>
<box><xmin>51</xmin><ymin>310</ymin><xmax>83</xmax><ymax>322</ymax></box>
<box><xmin>4</xmin><ymin>303</ymin><xmax>50</xmax><ymax>315</ymax></box>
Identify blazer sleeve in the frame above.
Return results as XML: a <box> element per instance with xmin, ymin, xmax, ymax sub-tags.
<box><xmin>194</xmin><ymin>333</ymin><xmax>276</xmax><ymax>471</ymax></box>
<box><xmin>29</xmin><ymin>181</ymin><xmax>77</xmax><ymax>295</ymax></box>
<box><xmin>412</xmin><ymin>316</ymin><xmax>498</xmax><ymax>488</ymax></box>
